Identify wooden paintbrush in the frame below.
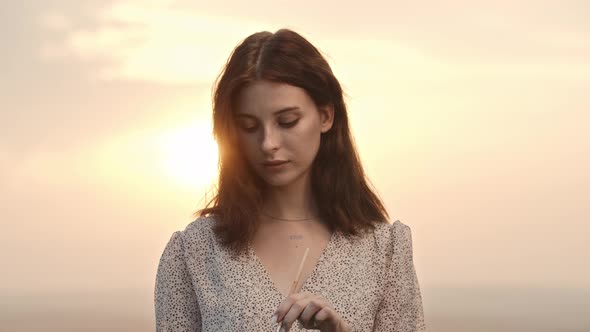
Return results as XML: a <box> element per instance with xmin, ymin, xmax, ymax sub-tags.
<box><xmin>275</xmin><ymin>247</ymin><xmax>310</xmax><ymax>332</ymax></box>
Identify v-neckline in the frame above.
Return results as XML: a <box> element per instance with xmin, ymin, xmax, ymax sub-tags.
<box><xmin>247</xmin><ymin>230</ymin><xmax>337</xmax><ymax>299</ymax></box>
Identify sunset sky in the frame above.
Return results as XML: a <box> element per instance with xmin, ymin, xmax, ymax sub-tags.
<box><xmin>1</xmin><ymin>0</ymin><xmax>589</xmax><ymax>329</ymax></box>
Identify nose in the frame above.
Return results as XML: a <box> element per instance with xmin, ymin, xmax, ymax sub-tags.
<box><xmin>260</xmin><ymin>124</ymin><xmax>280</xmax><ymax>154</ymax></box>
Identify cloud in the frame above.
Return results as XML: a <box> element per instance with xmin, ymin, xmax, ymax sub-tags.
<box><xmin>38</xmin><ymin>0</ymin><xmax>590</xmax><ymax>85</ymax></box>
<box><xmin>39</xmin><ymin>1</ymin><xmax>278</xmax><ymax>84</ymax></box>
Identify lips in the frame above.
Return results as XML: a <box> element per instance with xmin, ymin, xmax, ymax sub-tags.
<box><xmin>262</xmin><ymin>160</ymin><xmax>288</xmax><ymax>166</ymax></box>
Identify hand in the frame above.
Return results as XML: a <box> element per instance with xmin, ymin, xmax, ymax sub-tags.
<box><xmin>272</xmin><ymin>291</ymin><xmax>351</xmax><ymax>332</ymax></box>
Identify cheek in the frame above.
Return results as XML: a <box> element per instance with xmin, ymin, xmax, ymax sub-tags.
<box><xmin>287</xmin><ymin>126</ymin><xmax>321</xmax><ymax>158</ymax></box>
<box><xmin>237</xmin><ymin>135</ymin><xmax>258</xmax><ymax>161</ymax></box>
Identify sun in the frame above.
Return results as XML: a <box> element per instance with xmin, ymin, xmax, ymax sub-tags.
<box><xmin>154</xmin><ymin>120</ymin><xmax>219</xmax><ymax>191</ymax></box>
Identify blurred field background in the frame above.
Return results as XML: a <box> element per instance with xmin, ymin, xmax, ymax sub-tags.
<box><xmin>1</xmin><ymin>1</ymin><xmax>589</xmax><ymax>331</ymax></box>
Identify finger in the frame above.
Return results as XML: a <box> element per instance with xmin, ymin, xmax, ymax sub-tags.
<box><xmin>274</xmin><ymin>292</ymin><xmax>309</xmax><ymax>323</ymax></box>
<box><xmin>311</xmin><ymin>306</ymin><xmax>337</xmax><ymax>327</ymax></box>
<box><xmin>298</xmin><ymin>297</ymin><xmax>328</xmax><ymax>328</ymax></box>
<box><xmin>280</xmin><ymin>295</ymin><xmax>317</xmax><ymax>330</ymax></box>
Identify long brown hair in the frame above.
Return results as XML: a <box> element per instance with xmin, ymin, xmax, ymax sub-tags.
<box><xmin>194</xmin><ymin>28</ymin><xmax>389</xmax><ymax>255</ymax></box>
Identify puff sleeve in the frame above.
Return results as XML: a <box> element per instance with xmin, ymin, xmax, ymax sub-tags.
<box><xmin>373</xmin><ymin>222</ymin><xmax>426</xmax><ymax>331</ymax></box>
<box><xmin>155</xmin><ymin>231</ymin><xmax>202</xmax><ymax>331</ymax></box>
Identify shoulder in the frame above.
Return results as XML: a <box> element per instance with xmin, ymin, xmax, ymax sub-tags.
<box><xmin>179</xmin><ymin>214</ymin><xmax>218</xmax><ymax>247</ymax></box>
<box><xmin>162</xmin><ymin>215</ymin><xmax>217</xmax><ymax>255</ymax></box>
<box><xmin>371</xmin><ymin>219</ymin><xmax>415</xmax><ymax>256</ymax></box>
<box><xmin>372</xmin><ymin>219</ymin><xmax>412</xmax><ymax>241</ymax></box>
<box><xmin>184</xmin><ymin>214</ymin><xmax>216</xmax><ymax>235</ymax></box>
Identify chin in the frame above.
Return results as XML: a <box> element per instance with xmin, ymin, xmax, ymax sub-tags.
<box><xmin>261</xmin><ymin>175</ymin><xmax>295</xmax><ymax>188</ymax></box>
<box><xmin>259</xmin><ymin>168</ymin><xmax>309</xmax><ymax>189</ymax></box>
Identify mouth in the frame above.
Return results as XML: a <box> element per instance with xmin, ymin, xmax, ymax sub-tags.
<box><xmin>262</xmin><ymin>160</ymin><xmax>289</xmax><ymax>168</ymax></box>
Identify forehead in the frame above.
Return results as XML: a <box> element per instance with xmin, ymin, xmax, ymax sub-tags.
<box><xmin>235</xmin><ymin>80</ymin><xmax>315</xmax><ymax>115</ymax></box>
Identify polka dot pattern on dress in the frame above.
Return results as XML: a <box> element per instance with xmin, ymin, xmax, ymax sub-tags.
<box><xmin>154</xmin><ymin>215</ymin><xmax>426</xmax><ymax>331</ymax></box>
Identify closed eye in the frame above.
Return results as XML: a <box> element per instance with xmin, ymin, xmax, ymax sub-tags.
<box><xmin>279</xmin><ymin>119</ymin><xmax>299</xmax><ymax>128</ymax></box>
<box><xmin>240</xmin><ymin>124</ymin><xmax>258</xmax><ymax>133</ymax></box>
<box><xmin>236</xmin><ymin>118</ymin><xmax>299</xmax><ymax>133</ymax></box>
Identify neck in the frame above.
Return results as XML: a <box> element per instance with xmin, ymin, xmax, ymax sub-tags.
<box><xmin>261</xmin><ymin>171</ymin><xmax>318</xmax><ymax>223</ymax></box>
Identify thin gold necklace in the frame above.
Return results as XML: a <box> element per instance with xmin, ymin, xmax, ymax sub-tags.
<box><xmin>261</xmin><ymin>211</ymin><xmax>318</xmax><ymax>221</ymax></box>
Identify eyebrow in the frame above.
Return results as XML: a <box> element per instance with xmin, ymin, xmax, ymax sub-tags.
<box><xmin>235</xmin><ymin>106</ymin><xmax>300</xmax><ymax>118</ymax></box>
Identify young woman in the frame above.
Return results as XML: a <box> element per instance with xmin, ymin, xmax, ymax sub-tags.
<box><xmin>155</xmin><ymin>28</ymin><xmax>426</xmax><ymax>331</ymax></box>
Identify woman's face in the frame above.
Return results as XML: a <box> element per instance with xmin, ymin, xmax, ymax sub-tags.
<box><xmin>234</xmin><ymin>80</ymin><xmax>334</xmax><ymax>188</ymax></box>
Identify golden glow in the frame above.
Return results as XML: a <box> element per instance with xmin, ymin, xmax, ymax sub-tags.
<box><xmin>5</xmin><ymin>0</ymin><xmax>588</xmax><ymax>305</ymax></box>
<box><xmin>154</xmin><ymin>120</ymin><xmax>219</xmax><ymax>190</ymax></box>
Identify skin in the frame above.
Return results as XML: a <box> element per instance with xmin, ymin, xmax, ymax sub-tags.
<box><xmin>235</xmin><ymin>80</ymin><xmax>351</xmax><ymax>332</ymax></box>
<box><xmin>235</xmin><ymin>79</ymin><xmax>332</xmax><ymax>220</ymax></box>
